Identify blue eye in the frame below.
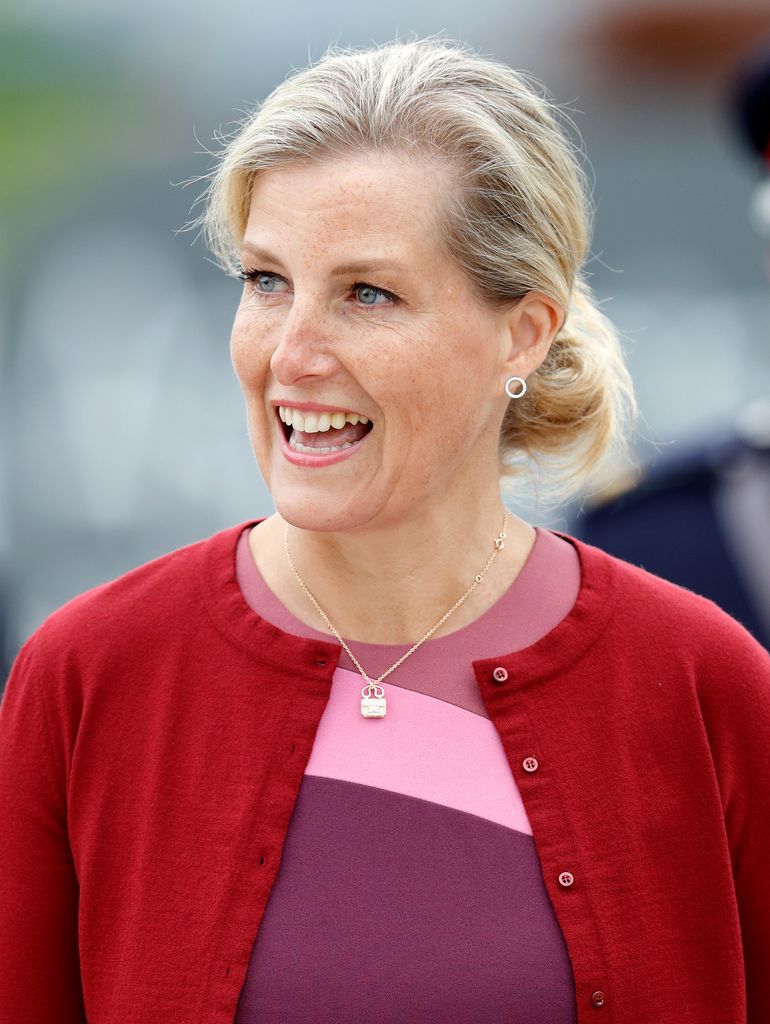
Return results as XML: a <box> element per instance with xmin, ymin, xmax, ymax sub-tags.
<box><xmin>237</xmin><ymin>269</ymin><xmax>285</xmax><ymax>293</ymax></box>
<box><xmin>353</xmin><ymin>283</ymin><xmax>394</xmax><ymax>306</ymax></box>
<box><xmin>256</xmin><ymin>273</ymin><xmax>282</xmax><ymax>292</ymax></box>
<box><xmin>236</xmin><ymin>268</ymin><xmax>398</xmax><ymax>307</ymax></box>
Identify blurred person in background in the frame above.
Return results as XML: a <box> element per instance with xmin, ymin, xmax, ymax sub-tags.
<box><xmin>571</xmin><ymin>42</ymin><xmax>770</xmax><ymax>651</ymax></box>
<box><xmin>1</xmin><ymin>36</ymin><xmax>769</xmax><ymax>1024</ymax></box>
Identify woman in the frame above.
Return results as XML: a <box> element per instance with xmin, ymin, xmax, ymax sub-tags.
<box><xmin>1</xmin><ymin>37</ymin><xmax>768</xmax><ymax>1024</ymax></box>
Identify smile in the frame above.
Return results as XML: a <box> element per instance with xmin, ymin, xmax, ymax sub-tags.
<box><xmin>276</xmin><ymin>407</ymin><xmax>374</xmax><ymax>467</ymax></box>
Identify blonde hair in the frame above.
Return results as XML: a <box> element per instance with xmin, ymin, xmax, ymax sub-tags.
<box><xmin>183</xmin><ymin>35</ymin><xmax>639</xmax><ymax>507</ymax></box>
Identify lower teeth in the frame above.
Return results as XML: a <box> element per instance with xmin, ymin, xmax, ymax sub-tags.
<box><xmin>289</xmin><ymin>434</ymin><xmax>355</xmax><ymax>454</ymax></box>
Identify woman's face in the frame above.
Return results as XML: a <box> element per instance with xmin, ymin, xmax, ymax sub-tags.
<box><xmin>230</xmin><ymin>151</ymin><xmax>524</xmax><ymax>533</ymax></box>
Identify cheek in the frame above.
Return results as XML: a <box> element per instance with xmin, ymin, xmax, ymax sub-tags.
<box><xmin>229</xmin><ymin>321</ymin><xmax>267</xmax><ymax>387</ymax></box>
<box><xmin>229</xmin><ymin>335</ymin><xmax>249</xmax><ymax>383</ymax></box>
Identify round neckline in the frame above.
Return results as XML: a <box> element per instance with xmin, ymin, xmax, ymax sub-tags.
<box><xmin>198</xmin><ymin>517</ymin><xmax>621</xmax><ymax>684</ymax></box>
<box><xmin>240</xmin><ymin>521</ymin><xmax>569</xmax><ymax>651</ymax></box>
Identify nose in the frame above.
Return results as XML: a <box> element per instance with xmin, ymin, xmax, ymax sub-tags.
<box><xmin>269</xmin><ymin>298</ymin><xmax>339</xmax><ymax>386</ymax></box>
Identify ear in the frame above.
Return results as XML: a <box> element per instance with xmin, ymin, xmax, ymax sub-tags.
<box><xmin>499</xmin><ymin>291</ymin><xmax>564</xmax><ymax>383</ymax></box>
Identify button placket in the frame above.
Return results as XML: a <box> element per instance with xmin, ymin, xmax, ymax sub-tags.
<box><xmin>483</xmin><ymin>661</ymin><xmax>609</xmax><ymax>1015</ymax></box>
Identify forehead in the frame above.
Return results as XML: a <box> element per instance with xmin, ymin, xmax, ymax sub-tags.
<box><xmin>243</xmin><ymin>152</ymin><xmax>450</xmax><ymax>262</ymax></box>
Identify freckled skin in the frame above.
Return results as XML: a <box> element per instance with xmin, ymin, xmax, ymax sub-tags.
<box><xmin>230</xmin><ymin>151</ymin><xmax>561</xmax><ymax>641</ymax></box>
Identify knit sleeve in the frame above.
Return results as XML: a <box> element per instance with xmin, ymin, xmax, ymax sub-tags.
<box><xmin>697</xmin><ymin>609</ymin><xmax>770</xmax><ymax>1024</ymax></box>
<box><xmin>0</xmin><ymin>636</ymin><xmax>87</xmax><ymax>1024</ymax></box>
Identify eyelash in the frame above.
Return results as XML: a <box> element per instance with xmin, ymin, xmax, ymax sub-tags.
<box><xmin>236</xmin><ymin>268</ymin><xmax>398</xmax><ymax>307</ymax></box>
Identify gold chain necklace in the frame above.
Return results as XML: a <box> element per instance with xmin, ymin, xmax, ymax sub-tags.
<box><xmin>283</xmin><ymin>508</ymin><xmax>508</xmax><ymax>718</ymax></box>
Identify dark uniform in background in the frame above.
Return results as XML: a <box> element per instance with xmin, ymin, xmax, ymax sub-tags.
<box><xmin>569</xmin><ymin>45</ymin><xmax>770</xmax><ymax>650</ymax></box>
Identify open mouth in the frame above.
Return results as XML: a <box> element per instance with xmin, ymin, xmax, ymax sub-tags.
<box><xmin>276</xmin><ymin>407</ymin><xmax>372</xmax><ymax>448</ymax></box>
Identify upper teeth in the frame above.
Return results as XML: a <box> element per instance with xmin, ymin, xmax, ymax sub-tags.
<box><xmin>278</xmin><ymin>406</ymin><xmax>370</xmax><ymax>433</ymax></box>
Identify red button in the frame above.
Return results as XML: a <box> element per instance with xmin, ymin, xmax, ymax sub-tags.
<box><xmin>590</xmin><ymin>990</ymin><xmax>606</xmax><ymax>1008</ymax></box>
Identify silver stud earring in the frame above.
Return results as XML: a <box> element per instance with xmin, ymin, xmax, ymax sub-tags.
<box><xmin>504</xmin><ymin>376</ymin><xmax>527</xmax><ymax>399</ymax></box>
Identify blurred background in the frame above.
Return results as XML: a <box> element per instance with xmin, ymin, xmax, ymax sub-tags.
<box><xmin>3</xmin><ymin>0</ymin><xmax>770</xmax><ymax>676</ymax></box>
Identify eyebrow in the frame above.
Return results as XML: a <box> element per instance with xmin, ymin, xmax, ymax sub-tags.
<box><xmin>239</xmin><ymin>241</ymin><xmax>411</xmax><ymax>277</ymax></box>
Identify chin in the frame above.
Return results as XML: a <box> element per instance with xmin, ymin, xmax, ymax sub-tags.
<box><xmin>272</xmin><ymin>491</ymin><xmax>381</xmax><ymax>535</ymax></box>
<box><xmin>273</xmin><ymin>492</ymin><xmax>348</xmax><ymax>532</ymax></box>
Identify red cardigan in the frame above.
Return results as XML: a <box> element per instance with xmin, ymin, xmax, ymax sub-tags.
<box><xmin>1</xmin><ymin>518</ymin><xmax>769</xmax><ymax>1024</ymax></box>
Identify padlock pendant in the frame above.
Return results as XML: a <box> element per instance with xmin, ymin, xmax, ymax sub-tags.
<box><xmin>361</xmin><ymin>681</ymin><xmax>387</xmax><ymax>718</ymax></box>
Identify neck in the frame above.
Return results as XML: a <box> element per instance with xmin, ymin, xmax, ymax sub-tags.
<box><xmin>253</xmin><ymin>497</ymin><xmax>536</xmax><ymax>645</ymax></box>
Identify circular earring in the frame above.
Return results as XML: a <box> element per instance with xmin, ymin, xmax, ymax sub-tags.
<box><xmin>504</xmin><ymin>376</ymin><xmax>527</xmax><ymax>399</ymax></box>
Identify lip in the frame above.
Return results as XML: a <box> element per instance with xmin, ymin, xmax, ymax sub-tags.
<box><xmin>276</xmin><ymin>408</ymin><xmax>373</xmax><ymax>467</ymax></box>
